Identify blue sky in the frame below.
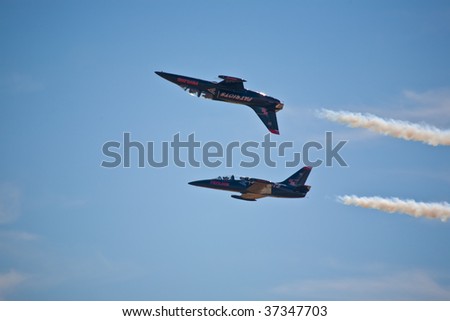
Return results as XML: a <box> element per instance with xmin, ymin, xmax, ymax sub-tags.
<box><xmin>1</xmin><ymin>0</ymin><xmax>450</xmax><ymax>300</ymax></box>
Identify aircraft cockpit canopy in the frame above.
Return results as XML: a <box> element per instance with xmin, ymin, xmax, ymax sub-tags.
<box><xmin>217</xmin><ymin>175</ymin><xmax>235</xmax><ymax>180</ymax></box>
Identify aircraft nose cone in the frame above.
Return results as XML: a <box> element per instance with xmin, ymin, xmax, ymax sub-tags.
<box><xmin>188</xmin><ymin>180</ymin><xmax>211</xmax><ymax>188</ymax></box>
<box><xmin>188</xmin><ymin>180</ymin><xmax>202</xmax><ymax>187</ymax></box>
<box><xmin>154</xmin><ymin>71</ymin><xmax>178</xmax><ymax>83</ymax></box>
<box><xmin>155</xmin><ymin>71</ymin><xmax>165</xmax><ymax>78</ymax></box>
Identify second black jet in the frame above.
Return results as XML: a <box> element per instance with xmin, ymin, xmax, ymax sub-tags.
<box><xmin>189</xmin><ymin>166</ymin><xmax>312</xmax><ymax>201</ymax></box>
<box><xmin>155</xmin><ymin>71</ymin><xmax>284</xmax><ymax>134</ymax></box>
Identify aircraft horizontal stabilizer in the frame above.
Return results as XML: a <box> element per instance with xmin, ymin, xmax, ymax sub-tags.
<box><xmin>218</xmin><ymin>75</ymin><xmax>246</xmax><ymax>83</ymax></box>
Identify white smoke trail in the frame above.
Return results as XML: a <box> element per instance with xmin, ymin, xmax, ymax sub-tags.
<box><xmin>319</xmin><ymin>109</ymin><xmax>450</xmax><ymax>146</ymax></box>
<box><xmin>338</xmin><ymin>195</ymin><xmax>450</xmax><ymax>222</ymax></box>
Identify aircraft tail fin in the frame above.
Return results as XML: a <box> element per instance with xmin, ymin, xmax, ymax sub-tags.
<box><xmin>280</xmin><ymin>166</ymin><xmax>312</xmax><ymax>187</ymax></box>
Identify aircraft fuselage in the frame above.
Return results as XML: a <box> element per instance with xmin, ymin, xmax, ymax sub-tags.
<box><xmin>155</xmin><ymin>71</ymin><xmax>284</xmax><ymax>134</ymax></box>
<box><xmin>155</xmin><ymin>71</ymin><xmax>283</xmax><ymax>109</ymax></box>
<box><xmin>188</xmin><ymin>166</ymin><xmax>312</xmax><ymax>201</ymax></box>
<box><xmin>188</xmin><ymin>177</ymin><xmax>310</xmax><ymax>199</ymax></box>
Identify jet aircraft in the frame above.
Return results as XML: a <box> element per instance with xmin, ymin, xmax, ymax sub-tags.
<box><xmin>188</xmin><ymin>166</ymin><xmax>312</xmax><ymax>201</ymax></box>
<box><xmin>155</xmin><ymin>71</ymin><xmax>284</xmax><ymax>134</ymax></box>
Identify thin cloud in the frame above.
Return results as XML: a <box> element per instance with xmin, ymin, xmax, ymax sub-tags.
<box><xmin>338</xmin><ymin>195</ymin><xmax>450</xmax><ymax>222</ymax></box>
<box><xmin>318</xmin><ymin>109</ymin><xmax>450</xmax><ymax>146</ymax></box>
<box><xmin>0</xmin><ymin>270</ymin><xmax>27</xmax><ymax>299</ymax></box>
<box><xmin>274</xmin><ymin>270</ymin><xmax>450</xmax><ymax>300</ymax></box>
<box><xmin>0</xmin><ymin>72</ymin><xmax>45</xmax><ymax>94</ymax></box>
<box><xmin>0</xmin><ymin>184</ymin><xmax>20</xmax><ymax>224</ymax></box>
<box><xmin>0</xmin><ymin>231</ymin><xmax>39</xmax><ymax>241</ymax></box>
<box><xmin>401</xmin><ymin>88</ymin><xmax>450</xmax><ymax>125</ymax></box>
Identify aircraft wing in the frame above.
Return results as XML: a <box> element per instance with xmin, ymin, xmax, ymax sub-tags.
<box><xmin>245</xmin><ymin>180</ymin><xmax>272</xmax><ymax>195</ymax></box>
<box><xmin>250</xmin><ymin>106</ymin><xmax>280</xmax><ymax>135</ymax></box>
<box><xmin>231</xmin><ymin>180</ymin><xmax>272</xmax><ymax>201</ymax></box>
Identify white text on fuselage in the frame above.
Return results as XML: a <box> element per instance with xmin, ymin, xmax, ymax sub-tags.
<box><xmin>220</xmin><ymin>92</ymin><xmax>253</xmax><ymax>102</ymax></box>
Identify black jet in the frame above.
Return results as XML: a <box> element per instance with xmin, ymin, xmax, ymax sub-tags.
<box><xmin>189</xmin><ymin>166</ymin><xmax>312</xmax><ymax>201</ymax></box>
<box><xmin>155</xmin><ymin>71</ymin><xmax>284</xmax><ymax>134</ymax></box>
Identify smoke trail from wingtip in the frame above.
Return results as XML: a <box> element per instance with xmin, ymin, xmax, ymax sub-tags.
<box><xmin>338</xmin><ymin>195</ymin><xmax>450</xmax><ymax>222</ymax></box>
<box><xmin>319</xmin><ymin>109</ymin><xmax>450</xmax><ymax>146</ymax></box>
